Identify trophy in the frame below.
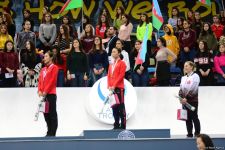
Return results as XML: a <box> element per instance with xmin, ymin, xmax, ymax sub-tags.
<box><xmin>175</xmin><ymin>95</ymin><xmax>196</xmax><ymax>111</ymax></box>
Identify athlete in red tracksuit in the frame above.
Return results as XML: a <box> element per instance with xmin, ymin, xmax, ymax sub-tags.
<box><xmin>38</xmin><ymin>51</ymin><xmax>58</xmax><ymax>136</ymax></box>
<box><xmin>107</xmin><ymin>47</ymin><xmax>126</xmax><ymax>129</ymax></box>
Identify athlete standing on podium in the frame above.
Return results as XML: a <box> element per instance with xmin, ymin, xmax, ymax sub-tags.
<box><xmin>38</xmin><ymin>51</ymin><xmax>58</xmax><ymax>136</ymax></box>
<box><xmin>107</xmin><ymin>47</ymin><xmax>126</xmax><ymax>129</ymax></box>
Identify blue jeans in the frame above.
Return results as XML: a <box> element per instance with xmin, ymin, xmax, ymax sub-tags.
<box><xmin>91</xmin><ymin>64</ymin><xmax>106</xmax><ymax>85</ymax></box>
<box><xmin>57</xmin><ymin>70</ymin><xmax>64</xmax><ymax>87</ymax></box>
<box><xmin>70</xmin><ymin>72</ymin><xmax>86</xmax><ymax>87</ymax></box>
<box><xmin>132</xmin><ymin>71</ymin><xmax>149</xmax><ymax>87</ymax></box>
<box><xmin>180</xmin><ymin>48</ymin><xmax>196</xmax><ymax>63</ymax></box>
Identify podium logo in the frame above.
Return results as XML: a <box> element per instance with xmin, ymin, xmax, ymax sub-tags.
<box><xmin>87</xmin><ymin>77</ymin><xmax>137</xmax><ymax>124</ymax></box>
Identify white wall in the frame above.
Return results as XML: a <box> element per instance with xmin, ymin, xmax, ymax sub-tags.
<box><xmin>0</xmin><ymin>87</ymin><xmax>224</xmax><ymax>137</ymax></box>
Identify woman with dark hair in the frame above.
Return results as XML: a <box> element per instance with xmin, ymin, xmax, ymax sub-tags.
<box><xmin>193</xmin><ymin>11</ymin><xmax>203</xmax><ymax>40</ymax></box>
<box><xmin>23</xmin><ymin>9</ymin><xmax>34</xmax><ymax>31</ymax></box>
<box><xmin>198</xmin><ymin>22</ymin><xmax>218</xmax><ymax>56</ymax></box>
<box><xmin>21</xmin><ymin>40</ymin><xmax>42</xmax><ymax>87</ymax></box>
<box><xmin>130</xmin><ymin>40</ymin><xmax>150</xmax><ymax>86</ymax></box>
<box><xmin>155</xmin><ymin>37</ymin><xmax>177</xmax><ymax>86</ymax></box>
<box><xmin>89</xmin><ymin>36</ymin><xmax>108</xmax><ymax>85</ymax></box>
<box><xmin>67</xmin><ymin>39</ymin><xmax>89</xmax><ymax>87</ymax></box>
<box><xmin>41</xmin><ymin>6</ymin><xmax>50</xmax><ymax>23</ymax></box>
<box><xmin>115</xmin><ymin>39</ymin><xmax>130</xmax><ymax>80</ymax></box>
<box><xmin>38</xmin><ymin>50</ymin><xmax>58</xmax><ymax>136</ymax></box>
<box><xmin>39</xmin><ymin>12</ymin><xmax>57</xmax><ymax>52</ymax></box>
<box><xmin>194</xmin><ymin>41</ymin><xmax>214</xmax><ymax>86</ymax></box>
<box><xmin>196</xmin><ymin>134</ymin><xmax>215</xmax><ymax>150</ymax></box>
<box><xmin>113</xmin><ymin>6</ymin><xmax>125</xmax><ymax>30</ymax></box>
<box><xmin>77</xmin><ymin>15</ymin><xmax>95</xmax><ymax>39</ymax></box>
<box><xmin>96</xmin><ymin>14</ymin><xmax>110</xmax><ymax>39</ymax></box>
<box><xmin>3</xmin><ymin>13</ymin><xmax>16</xmax><ymax>38</ymax></box>
<box><xmin>52</xmin><ymin>45</ymin><xmax>67</xmax><ymax>87</ymax></box>
<box><xmin>175</xmin><ymin>17</ymin><xmax>184</xmax><ymax>37</ymax></box>
<box><xmin>107</xmin><ymin>47</ymin><xmax>126</xmax><ymax>129</ymax></box>
<box><xmin>136</xmin><ymin>13</ymin><xmax>153</xmax><ymax>55</ymax></box>
<box><xmin>179</xmin><ymin>61</ymin><xmax>201</xmax><ymax>137</ymax></box>
<box><xmin>55</xmin><ymin>24</ymin><xmax>72</xmax><ymax>55</ymax></box>
<box><xmin>2</xmin><ymin>41</ymin><xmax>19</xmax><ymax>87</ymax></box>
<box><xmin>16</xmin><ymin>20</ymin><xmax>36</xmax><ymax>52</ymax></box>
<box><xmin>61</xmin><ymin>16</ymin><xmax>77</xmax><ymax>38</ymax></box>
<box><xmin>187</xmin><ymin>10</ymin><xmax>195</xmax><ymax>28</ymax></box>
<box><xmin>81</xmin><ymin>24</ymin><xmax>95</xmax><ymax>54</ymax></box>
<box><xmin>214</xmin><ymin>37</ymin><xmax>225</xmax><ymax>85</ymax></box>
<box><xmin>100</xmin><ymin>7</ymin><xmax>111</xmax><ymax>23</ymax></box>
<box><xmin>118</xmin><ymin>14</ymin><xmax>133</xmax><ymax>53</ymax></box>
<box><xmin>168</xmin><ymin>7</ymin><xmax>179</xmax><ymax>29</ymax></box>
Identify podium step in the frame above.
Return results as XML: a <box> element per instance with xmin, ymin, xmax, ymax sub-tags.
<box><xmin>83</xmin><ymin>129</ymin><xmax>170</xmax><ymax>139</ymax></box>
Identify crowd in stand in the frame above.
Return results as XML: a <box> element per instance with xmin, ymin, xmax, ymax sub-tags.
<box><xmin>0</xmin><ymin>6</ymin><xmax>225</xmax><ymax>88</ymax></box>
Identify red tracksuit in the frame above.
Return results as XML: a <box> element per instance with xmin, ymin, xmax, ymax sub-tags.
<box><xmin>107</xmin><ymin>59</ymin><xmax>126</xmax><ymax>129</ymax></box>
<box><xmin>38</xmin><ymin>63</ymin><xmax>58</xmax><ymax>136</ymax></box>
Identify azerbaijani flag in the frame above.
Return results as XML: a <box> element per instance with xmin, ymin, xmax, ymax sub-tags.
<box><xmin>152</xmin><ymin>0</ymin><xmax>163</xmax><ymax>30</ymax></box>
<box><xmin>58</xmin><ymin>0</ymin><xmax>83</xmax><ymax>17</ymax></box>
<box><xmin>135</xmin><ymin>24</ymin><xmax>149</xmax><ymax>66</ymax></box>
<box><xmin>199</xmin><ymin>0</ymin><xmax>211</xmax><ymax>6</ymax></box>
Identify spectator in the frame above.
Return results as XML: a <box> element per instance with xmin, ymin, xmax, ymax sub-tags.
<box><xmin>16</xmin><ymin>20</ymin><xmax>36</xmax><ymax>52</ymax></box>
<box><xmin>0</xmin><ymin>50</ymin><xmax>3</xmax><ymax>87</ymax></box>
<box><xmin>81</xmin><ymin>24</ymin><xmax>95</xmax><ymax>54</ymax></box>
<box><xmin>187</xmin><ymin>10</ymin><xmax>195</xmax><ymax>27</ymax></box>
<box><xmin>3</xmin><ymin>13</ymin><xmax>16</xmax><ymax>38</ymax></box>
<box><xmin>178</xmin><ymin>20</ymin><xmax>196</xmax><ymax>69</ymax></box>
<box><xmin>163</xmin><ymin>24</ymin><xmax>180</xmax><ymax>65</ymax></box>
<box><xmin>220</xmin><ymin>10</ymin><xmax>225</xmax><ymax>25</ymax></box>
<box><xmin>113</xmin><ymin>6</ymin><xmax>125</xmax><ymax>30</ymax></box>
<box><xmin>168</xmin><ymin>7</ymin><xmax>179</xmax><ymax>30</ymax></box>
<box><xmin>118</xmin><ymin>14</ymin><xmax>133</xmax><ymax>53</ymax></box>
<box><xmin>61</xmin><ymin>16</ymin><xmax>77</xmax><ymax>38</ymax></box>
<box><xmin>106</xmin><ymin>26</ymin><xmax>119</xmax><ymax>58</ymax></box>
<box><xmin>55</xmin><ymin>24</ymin><xmax>72</xmax><ymax>55</ymax></box>
<box><xmin>96</xmin><ymin>14</ymin><xmax>110</xmax><ymax>39</ymax></box>
<box><xmin>194</xmin><ymin>41</ymin><xmax>214</xmax><ymax>86</ymax></box>
<box><xmin>214</xmin><ymin>36</ymin><xmax>225</xmax><ymax>85</ymax></box>
<box><xmin>155</xmin><ymin>37</ymin><xmax>177</xmax><ymax>86</ymax></box>
<box><xmin>0</xmin><ymin>24</ymin><xmax>13</xmax><ymax>51</ymax></box>
<box><xmin>77</xmin><ymin>15</ymin><xmax>95</xmax><ymax>39</ymax></box>
<box><xmin>136</xmin><ymin>13</ymin><xmax>153</xmax><ymax>55</ymax></box>
<box><xmin>39</xmin><ymin>13</ymin><xmax>57</xmax><ymax>52</ymax></box>
<box><xmin>0</xmin><ymin>13</ymin><xmax>4</xmax><ymax>25</ymax></box>
<box><xmin>115</xmin><ymin>39</ymin><xmax>130</xmax><ymax>80</ymax></box>
<box><xmin>67</xmin><ymin>39</ymin><xmax>89</xmax><ymax>87</ymax></box>
<box><xmin>192</xmin><ymin>11</ymin><xmax>203</xmax><ymax>39</ymax></box>
<box><xmin>198</xmin><ymin>22</ymin><xmax>218</xmax><ymax>56</ymax></box>
<box><xmin>23</xmin><ymin>9</ymin><xmax>34</xmax><ymax>31</ymax></box>
<box><xmin>211</xmin><ymin>15</ymin><xmax>224</xmax><ymax>40</ymax></box>
<box><xmin>52</xmin><ymin>45</ymin><xmax>67</xmax><ymax>87</ymax></box>
<box><xmin>130</xmin><ymin>40</ymin><xmax>150</xmax><ymax>87</ymax></box>
<box><xmin>89</xmin><ymin>36</ymin><xmax>108</xmax><ymax>85</ymax></box>
<box><xmin>20</xmin><ymin>40</ymin><xmax>42</xmax><ymax>87</ymax></box>
<box><xmin>99</xmin><ymin>7</ymin><xmax>111</xmax><ymax>23</ymax></box>
<box><xmin>41</xmin><ymin>6</ymin><xmax>50</xmax><ymax>23</ymax></box>
<box><xmin>1</xmin><ymin>41</ymin><xmax>19</xmax><ymax>87</ymax></box>
<box><xmin>196</xmin><ymin>134</ymin><xmax>215</xmax><ymax>150</ymax></box>
<box><xmin>175</xmin><ymin>17</ymin><xmax>184</xmax><ymax>37</ymax></box>
<box><xmin>102</xmin><ymin>28</ymin><xmax>111</xmax><ymax>48</ymax></box>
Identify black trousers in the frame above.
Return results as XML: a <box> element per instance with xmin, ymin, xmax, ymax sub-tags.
<box><xmin>184</xmin><ymin>102</ymin><xmax>201</xmax><ymax>136</ymax></box>
<box><xmin>112</xmin><ymin>88</ymin><xmax>126</xmax><ymax>129</ymax></box>
<box><xmin>44</xmin><ymin>94</ymin><xmax>58</xmax><ymax>136</ymax></box>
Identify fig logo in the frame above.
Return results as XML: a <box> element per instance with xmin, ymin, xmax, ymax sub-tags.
<box><xmin>87</xmin><ymin>77</ymin><xmax>137</xmax><ymax>124</ymax></box>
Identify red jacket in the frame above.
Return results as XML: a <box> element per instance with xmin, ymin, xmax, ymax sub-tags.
<box><xmin>96</xmin><ymin>23</ymin><xmax>107</xmax><ymax>39</ymax></box>
<box><xmin>38</xmin><ymin>63</ymin><xmax>58</xmax><ymax>95</ymax></box>
<box><xmin>107</xmin><ymin>59</ymin><xmax>126</xmax><ymax>89</ymax></box>
<box><xmin>211</xmin><ymin>24</ymin><xmax>224</xmax><ymax>40</ymax></box>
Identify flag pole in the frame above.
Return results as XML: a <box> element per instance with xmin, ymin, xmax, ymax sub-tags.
<box><xmin>81</xmin><ymin>0</ymin><xmax>84</xmax><ymax>35</ymax></box>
